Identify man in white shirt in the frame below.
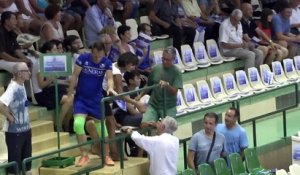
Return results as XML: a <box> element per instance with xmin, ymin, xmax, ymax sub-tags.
<box><xmin>290</xmin><ymin>0</ymin><xmax>300</xmax><ymax>34</ymax></box>
<box><xmin>125</xmin><ymin>116</ymin><xmax>179</xmax><ymax>175</ymax></box>
<box><xmin>219</xmin><ymin>9</ymin><xmax>264</xmax><ymax>70</ymax></box>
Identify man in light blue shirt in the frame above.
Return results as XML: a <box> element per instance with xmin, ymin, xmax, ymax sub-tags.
<box><xmin>84</xmin><ymin>0</ymin><xmax>115</xmax><ymax>47</ymax></box>
<box><xmin>216</xmin><ymin>107</ymin><xmax>248</xmax><ymax>159</ymax></box>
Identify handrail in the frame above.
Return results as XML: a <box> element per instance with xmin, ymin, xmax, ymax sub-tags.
<box><xmin>21</xmin><ymin>84</ymin><xmax>160</xmax><ymax>175</ymax></box>
<box><xmin>0</xmin><ymin>161</ymin><xmax>18</xmax><ymax>175</ymax></box>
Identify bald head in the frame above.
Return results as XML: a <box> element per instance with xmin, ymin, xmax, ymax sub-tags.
<box><xmin>13</xmin><ymin>62</ymin><xmax>28</xmax><ymax>75</ymax></box>
<box><xmin>241</xmin><ymin>3</ymin><xmax>253</xmax><ymax>18</ymax></box>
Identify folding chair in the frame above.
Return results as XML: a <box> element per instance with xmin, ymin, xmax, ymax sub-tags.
<box><xmin>294</xmin><ymin>56</ymin><xmax>300</xmax><ymax>76</ymax></box>
<box><xmin>198</xmin><ymin>163</ymin><xmax>216</xmax><ymax>175</ymax></box>
<box><xmin>152</xmin><ymin>50</ymin><xmax>163</xmax><ymax>65</ymax></box>
<box><xmin>235</xmin><ymin>70</ymin><xmax>253</xmax><ymax>96</ymax></box>
<box><xmin>140</xmin><ymin>15</ymin><xmax>151</xmax><ymax>25</ymax></box>
<box><xmin>248</xmin><ymin>67</ymin><xmax>266</xmax><ymax>92</ymax></box>
<box><xmin>181</xmin><ymin>45</ymin><xmax>198</xmax><ymax>71</ymax></box>
<box><xmin>260</xmin><ymin>64</ymin><xmax>277</xmax><ymax>88</ymax></box>
<box><xmin>183</xmin><ymin>84</ymin><xmax>202</xmax><ymax>111</ymax></box>
<box><xmin>195</xmin><ymin>80</ymin><xmax>215</xmax><ymax>107</ymax></box>
<box><xmin>193</xmin><ymin>41</ymin><xmax>211</xmax><ymax>68</ymax></box>
<box><xmin>276</xmin><ymin>169</ymin><xmax>288</xmax><ymax>175</ymax></box>
<box><xmin>244</xmin><ymin>148</ymin><xmax>272</xmax><ymax>175</ymax></box>
<box><xmin>174</xmin><ymin>48</ymin><xmax>186</xmax><ymax>73</ymax></box>
<box><xmin>222</xmin><ymin>73</ymin><xmax>241</xmax><ymax>100</ymax></box>
<box><xmin>206</xmin><ymin>39</ymin><xmax>235</xmax><ymax>63</ymax></box>
<box><xmin>271</xmin><ymin>61</ymin><xmax>289</xmax><ymax>85</ymax></box>
<box><xmin>283</xmin><ymin>58</ymin><xmax>299</xmax><ymax>81</ymax></box>
<box><xmin>289</xmin><ymin>164</ymin><xmax>300</xmax><ymax>175</ymax></box>
<box><xmin>182</xmin><ymin>169</ymin><xmax>195</xmax><ymax>175</ymax></box>
<box><xmin>66</xmin><ymin>29</ymin><xmax>84</xmax><ymax>48</ymax></box>
<box><xmin>176</xmin><ymin>90</ymin><xmax>188</xmax><ymax>115</ymax></box>
<box><xmin>214</xmin><ymin>158</ymin><xmax>231</xmax><ymax>175</ymax></box>
<box><xmin>209</xmin><ymin>76</ymin><xmax>228</xmax><ymax>103</ymax></box>
<box><xmin>229</xmin><ymin>153</ymin><xmax>248</xmax><ymax>175</ymax></box>
<box><xmin>126</xmin><ymin>19</ymin><xmax>139</xmax><ymax>41</ymax></box>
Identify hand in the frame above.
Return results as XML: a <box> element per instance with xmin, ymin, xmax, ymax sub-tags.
<box><xmin>159</xmin><ymin>80</ymin><xmax>169</xmax><ymax>88</ymax></box>
<box><xmin>163</xmin><ymin>23</ymin><xmax>170</xmax><ymax>29</ymax></box>
<box><xmin>242</xmin><ymin>41</ymin><xmax>248</xmax><ymax>49</ymax></box>
<box><xmin>104</xmin><ymin>8</ymin><xmax>113</xmax><ymax>19</ymax></box>
<box><xmin>140</xmin><ymin>74</ymin><xmax>148</xmax><ymax>82</ymax></box>
<box><xmin>134</xmin><ymin>94</ymin><xmax>143</xmax><ymax>101</ymax></box>
<box><xmin>7</xmin><ymin>114</ymin><xmax>15</xmax><ymax>123</ymax></box>
<box><xmin>134</xmin><ymin>101</ymin><xmax>147</xmax><ymax>113</ymax></box>
<box><xmin>269</xmin><ymin>42</ymin><xmax>275</xmax><ymax>50</ymax></box>
<box><xmin>107</xmin><ymin>88</ymin><xmax>118</xmax><ymax>96</ymax></box>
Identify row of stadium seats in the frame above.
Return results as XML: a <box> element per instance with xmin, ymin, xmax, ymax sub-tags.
<box><xmin>175</xmin><ymin>57</ymin><xmax>300</xmax><ymax>115</ymax></box>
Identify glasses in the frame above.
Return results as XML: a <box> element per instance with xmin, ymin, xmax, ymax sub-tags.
<box><xmin>18</xmin><ymin>70</ymin><xmax>30</xmax><ymax>72</ymax></box>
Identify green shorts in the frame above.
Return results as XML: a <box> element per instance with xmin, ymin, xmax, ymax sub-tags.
<box><xmin>142</xmin><ymin>105</ymin><xmax>177</xmax><ymax>122</ymax></box>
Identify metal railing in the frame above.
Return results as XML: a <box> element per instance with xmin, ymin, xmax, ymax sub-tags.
<box><xmin>0</xmin><ymin>161</ymin><xmax>18</xmax><ymax>175</ymax></box>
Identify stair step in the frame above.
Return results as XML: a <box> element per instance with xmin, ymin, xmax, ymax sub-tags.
<box><xmin>31</xmin><ymin>120</ymin><xmax>54</xmax><ymax>137</ymax></box>
<box><xmin>29</xmin><ymin>106</ymin><xmax>48</xmax><ymax>121</ymax></box>
<box><xmin>39</xmin><ymin>157</ymin><xmax>150</xmax><ymax>175</ymax></box>
<box><xmin>32</xmin><ymin>132</ymin><xmax>70</xmax><ymax>153</ymax></box>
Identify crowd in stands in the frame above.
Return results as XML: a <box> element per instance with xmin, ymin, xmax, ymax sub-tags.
<box><xmin>0</xmin><ymin>0</ymin><xmax>299</xmax><ymax>173</ymax></box>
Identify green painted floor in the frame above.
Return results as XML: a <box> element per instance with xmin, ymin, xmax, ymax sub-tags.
<box><xmin>177</xmin><ymin>107</ymin><xmax>300</xmax><ymax>171</ymax></box>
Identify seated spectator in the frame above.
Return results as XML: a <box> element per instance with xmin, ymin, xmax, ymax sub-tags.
<box><xmin>29</xmin><ymin>0</ymin><xmax>82</xmax><ymax>32</ymax></box>
<box><xmin>117</xmin><ymin>25</ymin><xmax>135</xmax><ymax>54</ymax></box>
<box><xmin>219</xmin><ymin>9</ymin><xmax>264</xmax><ymax>70</ymax></box>
<box><xmin>149</xmin><ymin>0</ymin><xmax>196</xmax><ymax>52</ymax></box>
<box><xmin>99</xmin><ymin>33</ymin><xmax>114</xmax><ymax>56</ymax></box>
<box><xmin>187</xmin><ymin>112</ymin><xmax>226</xmax><ymax>170</ymax></box>
<box><xmin>32</xmin><ymin>41</ymin><xmax>73</xmax><ymax>130</ymax></box>
<box><xmin>64</xmin><ymin>35</ymin><xmax>82</xmax><ymax>61</ymax></box>
<box><xmin>0</xmin><ymin>11</ymin><xmax>32</xmax><ymax>73</ymax></box>
<box><xmin>271</xmin><ymin>0</ymin><xmax>300</xmax><ymax>58</ymax></box>
<box><xmin>15</xmin><ymin>0</ymin><xmax>44</xmax><ymax>35</ymax></box>
<box><xmin>100</xmin><ymin>26</ymin><xmax>122</xmax><ymax>62</ymax></box>
<box><xmin>84</xmin><ymin>0</ymin><xmax>115</xmax><ymax>47</ymax></box>
<box><xmin>258</xmin><ymin>8</ymin><xmax>288</xmax><ymax>64</ymax></box>
<box><xmin>40</xmin><ymin>4</ymin><xmax>64</xmax><ymax>46</ymax></box>
<box><xmin>290</xmin><ymin>0</ymin><xmax>300</xmax><ymax>35</ymax></box>
<box><xmin>51</xmin><ymin>39</ymin><xmax>65</xmax><ymax>53</ymax></box>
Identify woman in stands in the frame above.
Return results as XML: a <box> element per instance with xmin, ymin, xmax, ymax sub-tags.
<box><xmin>31</xmin><ymin>40</ymin><xmax>73</xmax><ymax>131</ymax></box>
<box><xmin>40</xmin><ymin>4</ymin><xmax>64</xmax><ymax>46</ymax></box>
<box><xmin>258</xmin><ymin>8</ymin><xmax>288</xmax><ymax>64</ymax></box>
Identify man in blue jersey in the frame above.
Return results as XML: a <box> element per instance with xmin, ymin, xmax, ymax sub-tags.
<box><xmin>216</xmin><ymin>107</ymin><xmax>248</xmax><ymax>159</ymax></box>
<box><xmin>68</xmin><ymin>41</ymin><xmax>116</xmax><ymax>167</ymax></box>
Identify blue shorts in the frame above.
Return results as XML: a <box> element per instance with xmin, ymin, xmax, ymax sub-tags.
<box><xmin>73</xmin><ymin>96</ymin><xmax>103</xmax><ymax>119</ymax></box>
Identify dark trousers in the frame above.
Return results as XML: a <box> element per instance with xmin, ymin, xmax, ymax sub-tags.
<box><xmin>152</xmin><ymin>24</ymin><xmax>196</xmax><ymax>53</ymax></box>
<box><xmin>5</xmin><ymin>130</ymin><xmax>32</xmax><ymax>174</ymax></box>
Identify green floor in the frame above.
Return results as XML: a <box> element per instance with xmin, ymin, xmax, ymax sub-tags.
<box><xmin>177</xmin><ymin>107</ymin><xmax>300</xmax><ymax>171</ymax></box>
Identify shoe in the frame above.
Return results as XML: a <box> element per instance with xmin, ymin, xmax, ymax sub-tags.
<box><xmin>105</xmin><ymin>156</ymin><xmax>115</xmax><ymax>166</ymax></box>
<box><xmin>76</xmin><ymin>155</ymin><xmax>89</xmax><ymax>167</ymax></box>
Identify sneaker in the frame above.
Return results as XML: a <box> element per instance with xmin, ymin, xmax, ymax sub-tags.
<box><xmin>105</xmin><ymin>156</ymin><xmax>115</xmax><ymax>166</ymax></box>
<box><xmin>76</xmin><ymin>155</ymin><xmax>89</xmax><ymax>167</ymax></box>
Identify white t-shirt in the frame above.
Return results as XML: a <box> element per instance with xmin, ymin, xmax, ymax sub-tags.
<box><xmin>219</xmin><ymin>18</ymin><xmax>243</xmax><ymax>53</ymax></box>
<box><xmin>291</xmin><ymin>6</ymin><xmax>300</xmax><ymax>32</ymax></box>
<box><xmin>102</xmin><ymin>62</ymin><xmax>123</xmax><ymax>91</ymax></box>
<box><xmin>131</xmin><ymin>132</ymin><xmax>179</xmax><ymax>175</ymax></box>
<box><xmin>0</xmin><ymin>80</ymin><xmax>30</xmax><ymax>133</ymax></box>
<box><xmin>1</xmin><ymin>2</ymin><xmax>32</xmax><ymax>20</ymax></box>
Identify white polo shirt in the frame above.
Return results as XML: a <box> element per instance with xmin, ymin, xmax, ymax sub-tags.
<box><xmin>218</xmin><ymin>18</ymin><xmax>243</xmax><ymax>53</ymax></box>
<box><xmin>290</xmin><ymin>6</ymin><xmax>300</xmax><ymax>32</ymax></box>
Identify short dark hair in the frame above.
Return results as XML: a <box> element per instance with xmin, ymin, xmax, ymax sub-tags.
<box><xmin>45</xmin><ymin>4</ymin><xmax>60</xmax><ymax>20</ymax></box>
<box><xmin>92</xmin><ymin>41</ymin><xmax>105</xmax><ymax>51</ymax></box>
<box><xmin>40</xmin><ymin>40</ymin><xmax>57</xmax><ymax>53</ymax></box>
<box><xmin>228</xmin><ymin>107</ymin><xmax>240</xmax><ymax>119</ymax></box>
<box><xmin>204</xmin><ymin>112</ymin><xmax>219</xmax><ymax>124</ymax></box>
<box><xmin>274</xmin><ymin>0</ymin><xmax>291</xmax><ymax>13</ymax></box>
<box><xmin>123</xmin><ymin>70</ymin><xmax>140</xmax><ymax>85</ymax></box>
<box><xmin>260</xmin><ymin>8</ymin><xmax>274</xmax><ymax>29</ymax></box>
<box><xmin>64</xmin><ymin>35</ymin><xmax>79</xmax><ymax>51</ymax></box>
<box><xmin>117</xmin><ymin>25</ymin><xmax>131</xmax><ymax>38</ymax></box>
<box><xmin>1</xmin><ymin>11</ymin><xmax>15</xmax><ymax>26</ymax></box>
<box><xmin>137</xmin><ymin>23</ymin><xmax>151</xmax><ymax>33</ymax></box>
<box><xmin>117</xmin><ymin>52</ymin><xmax>139</xmax><ymax>68</ymax></box>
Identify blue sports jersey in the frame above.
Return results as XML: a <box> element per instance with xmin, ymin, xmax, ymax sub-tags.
<box><xmin>75</xmin><ymin>53</ymin><xmax>112</xmax><ymax>98</ymax></box>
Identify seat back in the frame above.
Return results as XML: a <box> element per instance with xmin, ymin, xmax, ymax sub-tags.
<box><xmin>198</xmin><ymin>163</ymin><xmax>216</xmax><ymax>175</ymax></box>
<box><xmin>66</xmin><ymin>29</ymin><xmax>84</xmax><ymax>48</ymax></box>
<box><xmin>283</xmin><ymin>58</ymin><xmax>298</xmax><ymax>79</ymax></box>
<box><xmin>115</xmin><ymin>21</ymin><xmax>122</xmax><ymax>31</ymax></box>
<box><xmin>276</xmin><ymin>169</ymin><xmax>288</xmax><ymax>175</ymax></box>
<box><xmin>214</xmin><ymin>158</ymin><xmax>231</xmax><ymax>175</ymax></box>
<box><xmin>244</xmin><ymin>148</ymin><xmax>261</xmax><ymax>173</ymax></box>
<box><xmin>193</xmin><ymin>41</ymin><xmax>211</xmax><ymax>66</ymax></box>
<box><xmin>174</xmin><ymin>48</ymin><xmax>186</xmax><ymax>73</ymax></box>
<box><xmin>235</xmin><ymin>70</ymin><xmax>253</xmax><ymax>93</ymax></box>
<box><xmin>125</xmin><ymin>19</ymin><xmax>138</xmax><ymax>41</ymax></box>
<box><xmin>152</xmin><ymin>50</ymin><xmax>163</xmax><ymax>65</ymax></box>
<box><xmin>181</xmin><ymin>45</ymin><xmax>198</xmax><ymax>71</ymax></box>
<box><xmin>289</xmin><ymin>164</ymin><xmax>300</xmax><ymax>175</ymax></box>
<box><xmin>294</xmin><ymin>56</ymin><xmax>300</xmax><ymax>75</ymax></box>
<box><xmin>176</xmin><ymin>90</ymin><xmax>188</xmax><ymax>114</ymax></box>
<box><xmin>206</xmin><ymin>39</ymin><xmax>223</xmax><ymax>64</ymax></box>
<box><xmin>209</xmin><ymin>76</ymin><xmax>228</xmax><ymax>100</ymax></box>
<box><xmin>229</xmin><ymin>153</ymin><xmax>247</xmax><ymax>175</ymax></box>
<box><xmin>196</xmin><ymin>80</ymin><xmax>215</xmax><ymax>104</ymax></box>
<box><xmin>222</xmin><ymin>73</ymin><xmax>240</xmax><ymax>97</ymax></box>
<box><xmin>260</xmin><ymin>64</ymin><xmax>274</xmax><ymax>86</ymax></box>
<box><xmin>181</xmin><ymin>169</ymin><xmax>195</xmax><ymax>175</ymax></box>
<box><xmin>272</xmin><ymin>61</ymin><xmax>287</xmax><ymax>83</ymax></box>
<box><xmin>183</xmin><ymin>84</ymin><xmax>201</xmax><ymax>107</ymax></box>
<box><xmin>248</xmin><ymin>67</ymin><xmax>265</xmax><ymax>89</ymax></box>
<box><xmin>140</xmin><ymin>16</ymin><xmax>151</xmax><ymax>25</ymax></box>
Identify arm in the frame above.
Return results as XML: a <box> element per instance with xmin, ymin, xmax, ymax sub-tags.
<box><xmin>275</xmin><ymin>32</ymin><xmax>299</xmax><ymax>42</ymax></box>
<box><xmin>15</xmin><ymin>0</ymin><xmax>36</xmax><ymax>18</ymax></box>
<box><xmin>67</xmin><ymin>64</ymin><xmax>82</xmax><ymax>97</ymax></box>
<box><xmin>0</xmin><ymin>101</ymin><xmax>14</xmax><ymax>122</ymax></box>
<box><xmin>149</xmin><ymin>10</ymin><xmax>170</xmax><ymax>29</ymax></box>
<box><xmin>220</xmin><ymin>42</ymin><xmax>244</xmax><ymax>49</ymax></box>
<box><xmin>29</xmin><ymin>0</ymin><xmax>45</xmax><ymax>13</ymax></box>
<box><xmin>187</xmin><ymin>150</ymin><xmax>196</xmax><ymax>170</ymax></box>
<box><xmin>41</xmin><ymin>24</ymin><xmax>54</xmax><ymax>42</ymax></box>
<box><xmin>130</xmin><ymin>131</ymin><xmax>156</xmax><ymax>152</ymax></box>
<box><xmin>106</xmin><ymin>69</ymin><xmax>116</xmax><ymax>95</ymax></box>
<box><xmin>37</xmin><ymin>73</ymin><xmax>53</xmax><ymax>89</ymax></box>
<box><xmin>86</xmin><ymin>7</ymin><xmax>104</xmax><ymax>34</ymax></box>
<box><xmin>160</xmin><ymin>80</ymin><xmax>178</xmax><ymax>95</ymax></box>
<box><xmin>255</xmin><ymin>27</ymin><xmax>273</xmax><ymax>44</ymax></box>
<box><xmin>0</xmin><ymin>52</ymin><xmax>24</xmax><ymax>62</ymax></box>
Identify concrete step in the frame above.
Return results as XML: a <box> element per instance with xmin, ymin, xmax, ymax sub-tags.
<box><xmin>39</xmin><ymin>156</ymin><xmax>150</xmax><ymax>175</ymax></box>
<box><xmin>28</xmin><ymin>106</ymin><xmax>48</xmax><ymax>122</ymax></box>
<box><xmin>32</xmin><ymin>132</ymin><xmax>70</xmax><ymax>153</ymax></box>
<box><xmin>31</xmin><ymin>120</ymin><xmax>54</xmax><ymax>137</ymax></box>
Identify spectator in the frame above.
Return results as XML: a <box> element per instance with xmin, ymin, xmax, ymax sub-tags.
<box><xmin>100</xmin><ymin>26</ymin><xmax>122</xmax><ymax>62</ymax></box>
<box><xmin>219</xmin><ymin>9</ymin><xmax>264</xmax><ymax>70</ymax></box>
<box><xmin>84</xmin><ymin>0</ymin><xmax>115</xmax><ymax>47</ymax></box>
<box><xmin>67</xmin><ymin>41</ymin><xmax>116</xmax><ymax>166</ymax></box>
<box><xmin>258</xmin><ymin>8</ymin><xmax>288</xmax><ymax>64</ymax></box>
<box><xmin>187</xmin><ymin>112</ymin><xmax>226</xmax><ymax>171</ymax></box>
<box><xmin>271</xmin><ymin>0</ymin><xmax>300</xmax><ymax>58</ymax></box>
<box><xmin>139</xmin><ymin>47</ymin><xmax>183</xmax><ymax>128</ymax></box>
<box><xmin>0</xmin><ymin>62</ymin><xmax>32</xmax><ymax>175</ymax></box>
<box><xmin>124</xmin><ymin>116</ymin><xmax>179</xmax><ymax>175</ymax></box>
<box><xmin>64</xmin><ymin>0</ymin><xmax>92</xmax><ymax>17</ymax></box>
<box><xmin>117</xmin><ymin>25</ymin><xmax>135</xmax><ymax>53</ymax></box>
<box><xmin>99</xmin><ymin>33</ymin><xmax>114</xmax><ymax>56</ymax></box>
<box><xmin>290</xmin><ymin>0</ymin><xmax>300</xmax><ymax>35</ymax></box>
<box><xmin>149</xmin><ymin>0</ymin><xmax>196</xmax><ymax>52</ymax></box>
<box><xmin>64</xmin><ymin>35</ymin><xmax>82</xmax><ymax>63</ymax></box>
<box><xmin>0</xmin><ymin>11</ymin><xmax>32</xmax><ymax>73</ymax></box>
<box><xmin>111</xmin><ymin>0</ymin><xmax>139</xmax><ymax>24</ymax></box>
<box><xmin>216</xmin><ymin>107</ymin><xmax>248</xmax><ymax>159</ymax></box>
<box><xmin>197</xmin><ymin>0</ymin><xmax>221</xmax><ymax>17</ymax></box>
<box><xmin>51</xmin><ymin>39</ymin><xmax>65</xmax><ymax>53</ymax></box>
<box><xmin>40</xmin><ymin>4</ymin><xmax>64</xmax><ymax>46</ymax></box>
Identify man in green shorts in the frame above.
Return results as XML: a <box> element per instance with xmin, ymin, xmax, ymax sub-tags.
<box><xmin>140</xmin><ymin>47</ymin><xmax>183</xmax><ymax>128</ymax></box>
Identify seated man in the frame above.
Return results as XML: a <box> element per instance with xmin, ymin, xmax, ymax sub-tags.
<box><xmin>271</xmin><ymin>0</ymin><xmax>300</xmax><ymax>58</ymax></box>
<box><xmin>290</xmin><ymin>0</ymin><xmax>300</xmax><ymax>35</ymax></box>
<box><xmin>219</xmin><ymin>9</ymin><xmax>264</xmax><ymax>70</ymax></box>
<box><xmin>84</xmin><ymin>0</ymin><xmax>115</xmax><ymax>47</ymax></box>
<box><xmin>149</xmin><ymin>0</ymin><xmax>196</xmax><ymax>52</ymax></box>
<box><xmin>0</xmin><ymin>11</ymin><xmax>32</xmax><ymax>73</ymax></box>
